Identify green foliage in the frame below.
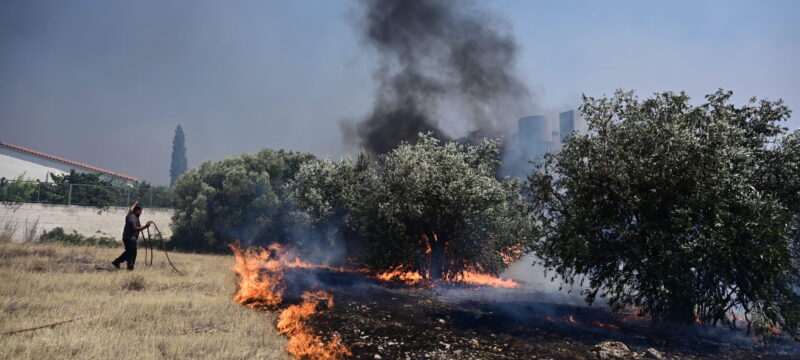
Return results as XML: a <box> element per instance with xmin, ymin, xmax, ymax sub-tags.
<box><xmin>529</xmin><ymin>90</ymin><xmax>800</xmax><ymax>334</ymax></box>
<box><xmin>171</xmin><ymin>149</ymin><xmax>316</xmax><ymax>252</ymax></box>
<box><xmin>290</xmin><ymin>133</ymin><xmax>534</xmax><ymax>280</ymax></box>
<box><xmin>130</xmin><ymin>181</ymin><xmax>173</xmax><ymax>208</ymax></box>
<box><xmin>170</xmin><ymin>124</ymin><xmax>188</xmax><ymax>187</ymax></box>
<box><xmin>39</xmin><ymin>227</ymin><xmax>119</xmax><ymax>247</ymax></box>
<box><xmin>1</xmin><ymin>172</ymin><xmax>172</xmax><ymax>208</ymax></box>
<box><xmin>0</xmin><ymin>174</ymin><xmax>38</xmax><ymax>202</ymax></box>
<box><xmin>41</xmin><ymin>170</ymin><xmax>116</xmax><ymax>206</ymax></box>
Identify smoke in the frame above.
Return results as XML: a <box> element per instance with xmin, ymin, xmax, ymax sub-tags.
<box><xmin>346</xmin><ymin>0</ymin><xmax>533</xmax><ymax>154</ymax></box>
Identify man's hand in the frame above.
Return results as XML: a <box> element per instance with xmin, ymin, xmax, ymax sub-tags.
<box><xmin>146</xmin><ymin>221</ymin><xmax>154</xmax><ymax>228</ymax></box>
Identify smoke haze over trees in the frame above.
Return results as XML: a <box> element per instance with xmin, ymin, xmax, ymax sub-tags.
<box><xmin>170</xmin><ymin>124</ymin><xmax>187</xmax><ymax>187</ymax></box>
<box><xmin>345</xmin><ymin>0</ymin><xmax>534</xmax><ymax>154</ymax></box>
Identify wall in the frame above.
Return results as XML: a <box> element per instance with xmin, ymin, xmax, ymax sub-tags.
<box><xmin>0</xmin><ymin>202</ymin><xmax>173</xmax><ymax>242</ymax></box>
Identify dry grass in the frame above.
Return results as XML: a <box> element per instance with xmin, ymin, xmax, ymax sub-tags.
<box><xmin>0</xmin><ymin>242</ymin><xmax>288</xmax><ymax>360</ymax></box>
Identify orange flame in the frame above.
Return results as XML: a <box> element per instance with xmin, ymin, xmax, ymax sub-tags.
<box><xmin>590</xmin><ymin>320</ymin><xmax>621</xmax><ymax>329</ymax></box>
<box><xmin>277</xmin><ymin>290</ymin><xmax>352</xmax><ymax>360</ymax></box>
<box><xmin>499</xmin><ymin>244</ymin><xmax>525</xmax><ymax>264</ymax></box>
<box><xmin>374</xmin><ymin>267</ymin><xmax>428</xmax><ymax>286</ymax></box>
<box><xmin>373</xmin><ymin>232</ymin><xmax>522</xmax><ymax>288</ymax></box>
<box><xmin>230</xmin><ymin>242</ymin><xmax>285</xmax><ymax>308</ymax></box>
<box><xmin>761</xmin><ymin>323</ymin><xmax>783</xmax><ymax>336</ymax></box>
<box><xmin>374</xmin><ymin>267</ymin><xmax>518</xmax><ymax>288</ymax></box>
<box><xmin>229</xmin><ymin>242</ymin><xmax>351</xmax><ymax>360</ymax></box>
<box><xmin>455</xmin><ymin>270</ymin><xmax>518</xmax><ymax>288</ymax></box>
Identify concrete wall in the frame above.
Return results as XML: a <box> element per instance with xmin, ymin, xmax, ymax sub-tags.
<box><xmin>0</xmin><ymin>202</ymin><xmax>173</xmax><ymax>242</ymax></box>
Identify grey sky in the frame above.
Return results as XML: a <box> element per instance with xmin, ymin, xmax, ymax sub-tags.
<box><xmin>1</xmin><ymin>0</ymin><xmax>798</xmax><ymax>185</ymax></box>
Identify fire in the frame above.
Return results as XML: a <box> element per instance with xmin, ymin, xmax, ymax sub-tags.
<box><xmin>229</xmin><ymin>241</ymin><xmax>351</xmax><ymax>360</ymax></box>
<box><xmin>375</xmin><ymin>268</ymin><xmax>428</xmax><ymax>286</ymax></box>
<box><xmin>229</xmin><ymin>239</ymin><xmax>521</xmax><ymax>358</ymax></box>
<box><xmin>421</xmin><ymin>233</ymin><xmax>433</xmax><ymax>255</ymax></box>
<box><xmin>761</xmin><ymin>323</ymin><xmax>782</xmax><ymax>336</ymax></box>
<box><xmin>499</xmin><ymin>244</ymin><xmax>525</xmax><ymax>264</ymax></box>
<box><xmin>374</xmin><ymin>267</ymin><xmax>518</xmax><ymax>288</ymax></box>
<box><xmin>455</xmin><ymin>270</ymin><xmax>518</xmax><ymax>288</ymax></box>
<box><xmin>590</xmin><ymin>320</ymin><xmax>620</xmax><ymax>330</ymax></box>
<box><xmin>277</xmin><ymin>290</ymin><xmax>352</xmax><ymax>360</ymax></box>
<box><xmin>230</xmin><ymin>242</ymin><xmax>285</xmax><ymax>308</ymax></box>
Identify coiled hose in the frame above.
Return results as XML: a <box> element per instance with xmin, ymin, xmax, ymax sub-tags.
<box><xmin>143</xmin><ymin>222</ymin><xmax>181</xmax><ymax>273</ymax></box>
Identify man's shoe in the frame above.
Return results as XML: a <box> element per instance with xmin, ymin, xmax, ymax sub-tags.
<box><xmin>112</xmin><ymin>261</ymin><xmax>120</xmax><ymax>270</ymax></box>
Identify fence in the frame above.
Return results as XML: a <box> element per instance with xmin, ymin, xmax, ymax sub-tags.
<box><xmin>0</xmin><ymin>180</ymin><xmax>172</xmax><ymax>208</ymax></box>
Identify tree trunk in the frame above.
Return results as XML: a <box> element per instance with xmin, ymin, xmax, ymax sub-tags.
<box><xmin>428</xmin><ymin>233</ymin><xmax>446</xmax><ymax>281</ymax></box>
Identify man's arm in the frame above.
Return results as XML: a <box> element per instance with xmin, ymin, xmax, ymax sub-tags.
<box><xmin>132</xmin><ymin>221</ymin><xmax>152</xmax><ymax>232</ymax></box>
<box><xmin>129</xmin><ymin>200</ymin><xmax>139</xmax><ymax>214</ymax></box>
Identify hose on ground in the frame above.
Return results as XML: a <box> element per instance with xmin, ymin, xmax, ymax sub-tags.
<box><xmin>0</xmin><ymin>300</ymin><xmax>112</xmax><ymax>335</ymax></box>
<box><xmin>143</xmin><ymin>222</ymin><xmax>181</xmax><ymax>274</ymax></box>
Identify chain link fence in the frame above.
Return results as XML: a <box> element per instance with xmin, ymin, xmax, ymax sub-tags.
<box><xmin>0</xmin><ymin>180</ymin><xmax>173</xmax><ymax>208</ymax></box>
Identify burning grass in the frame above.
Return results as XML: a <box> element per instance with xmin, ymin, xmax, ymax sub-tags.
<box><xmin>228</xmin><ymin>240</ymin><xmax>527</xmax><ymax>360</ymax></box>
<box><xmin>374</xmin><ymin>268</ymin><xmax>518</xmax><ymax>288</ymax></box>
<box><xmin>227</xmin><ymin>241</ymin><xmax>800</xmax><ymax>359</ymax></box>
<box><xmin>229</xmin><ymin>241</ymin><xmax>351</xmax><ymax>360</ymax></box>
<box><xmin>278</xmin><ymin>290</ymin><xmax>352</xmax><ymax>360</ymax></box>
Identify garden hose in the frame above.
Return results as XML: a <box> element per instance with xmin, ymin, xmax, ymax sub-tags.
<box><xmin>0</xmin><ymin>299</ymin><xmax>113</xmax><ymax>335</ymax></box>
<box><xmin>143</xmin><ymin>222</ymin><xmax>181</xmax><ymax>273</ymax></box>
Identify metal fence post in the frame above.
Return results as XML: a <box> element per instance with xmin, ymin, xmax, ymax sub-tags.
<box><xmin>125</xmin><ymin>187</ymin><xmax>130</xmax><ymax>206</ymax></box>
<box><xmin>67</xmin><ymin>184</ymin><xmax>73</xmax><ymax>206</ymax></box>
<box><xmin>36</xmin><ymin>182</ymin><xmax>41</xmax><ymax>203</ymax></box>
<box><xmin>149</xmin><ymin>188</ymin><xmax>154</xmax><ymax>207</ymax></box>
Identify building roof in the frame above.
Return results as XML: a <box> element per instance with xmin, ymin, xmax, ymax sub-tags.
<box><xmin>0</xmin><ymin>141</ymin><xmax>140</xmax><ymax>182</ymax></box>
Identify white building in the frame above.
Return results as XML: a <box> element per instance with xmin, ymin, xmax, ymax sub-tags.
<box><xmin>0</xmin><ymin>141</ymin><xmax>139</xmax><ymax>185</ymax></box>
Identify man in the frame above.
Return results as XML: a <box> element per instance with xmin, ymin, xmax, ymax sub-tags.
<box><xmin>112</xmin><ymin>200</ymin><xmax>152</xmax><ymax>270</ymax></box>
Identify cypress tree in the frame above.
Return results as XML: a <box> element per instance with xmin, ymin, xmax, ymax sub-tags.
<box><xmin>170</xmin><ymin>124</ymin><xmax>188</xmax><ymax>187</ymax></box>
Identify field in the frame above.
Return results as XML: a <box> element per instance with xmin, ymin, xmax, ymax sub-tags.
<box><xmin>0</xmin><ymin>241</ymin><xmax>288</xmax><ymax>360</ymax></box>
<box><xmin>3</xmin><ymin>240</ymin><xmax>799</xmax><ymax>360</ymax></box>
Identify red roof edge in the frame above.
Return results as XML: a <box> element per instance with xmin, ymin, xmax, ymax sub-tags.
<box><xmin>0</xmin><ymin>141</ymin><xmax>140</xmax><ymax>183</ymax></box>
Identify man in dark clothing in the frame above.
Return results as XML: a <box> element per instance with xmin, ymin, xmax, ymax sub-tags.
<box><xmin>112</xmin><ymin>200</ymin><xmax>152</xmax><ymax>270</ymax></box>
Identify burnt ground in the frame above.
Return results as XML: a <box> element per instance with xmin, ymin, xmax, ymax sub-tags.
<box><xmin>280</xmin><ymin>269</ymin><xmax>800</xmax><ymax>360</ymax></box>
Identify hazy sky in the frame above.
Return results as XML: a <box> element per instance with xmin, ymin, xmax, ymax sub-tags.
<box><xmin>1</xmin><ymin>0</ymin><xmax>798</xmax><ymax>185</ymax></box>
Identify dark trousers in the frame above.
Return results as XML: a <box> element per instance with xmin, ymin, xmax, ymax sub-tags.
<box><xmin>113</xmin><ymin>240</ymin><xmax>137</xmax><ymax>270</ymax></box>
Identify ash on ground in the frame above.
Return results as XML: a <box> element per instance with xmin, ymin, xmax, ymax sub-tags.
<box><xmin>288</xmin><ymin>269</ymin><xmax>800</xmax><ymax>360</ymax></box>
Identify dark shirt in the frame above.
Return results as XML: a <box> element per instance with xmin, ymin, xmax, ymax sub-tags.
<box><xmin>122</xmin><ymin>211</ymin><xmax>141</xmax><ymax>242</ymax></box>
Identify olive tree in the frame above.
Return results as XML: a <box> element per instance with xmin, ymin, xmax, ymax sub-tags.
<box><xmin>530</xmin><ymin>90</ymin><xmax>800</xmax><ymax>336</ymax></box>
<box><xmin>171</xmin><ymin>149</ymin><xmax>315</xmax><ymax>251</ymax></box>
<box><xmin>290</xmin><ymin>133</ymin><xmax>534</xmax><ymax>280</ymax></box>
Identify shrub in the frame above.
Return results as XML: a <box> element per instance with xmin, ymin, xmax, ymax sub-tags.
<box><xmin>39</xmin><ymin>227</ymin><xmax>119</xmax><ymax>248</ymax></box>
<box><xmin>171</xmin><ymin>149</ymin><xmax>316</xmax><ymax>252</ymax></box>
<box><xmin>529</xmin><ymin>90</ymin><xmax>800</xmax><ymax>335</ymax></box>
<box><xmin>290</xmin><ymin>133</ymin><xmax>535</xmax><ymax>280</ymax></box>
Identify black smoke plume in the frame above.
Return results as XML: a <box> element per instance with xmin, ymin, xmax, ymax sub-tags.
<box><xmin>348</xmin><ymin>0</ymin><xmax>532</xmax><ymax>154</ymax></box>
